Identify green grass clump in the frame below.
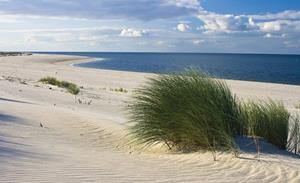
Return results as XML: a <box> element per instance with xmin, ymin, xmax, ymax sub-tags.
<box><xmin>60</xmin><ymin>81</ymin><xmax>80</xmax><ymax>95</ymax></box>
<box><xmin>110</xmin><ymin>87</ymin><xmax>128</xmax><ymax>93</ymax></box>
<box><xmin>39</xmin><ymin>77</ymin><xmax>61</xmax><ymax>86</ymax></box>
<box><xmin>128</xmin><ymin>70</ymin><xmax>242</xmax><ymax>153</ymax></box>
<box><xmin>239</xmin><ymin>100</ymin><xmax>290</xmax><ymax>150</ymax></box>
<box><xmin>39</xmin><ymin>77</ymin><xmax>80</xmax><ymax>95</ymax></box>
<box><xmin>295</xmin><ymin>103</ymin><xmax>300</xmax><ymax>110</ymax></box>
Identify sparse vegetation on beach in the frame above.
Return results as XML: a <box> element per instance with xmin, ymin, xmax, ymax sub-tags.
<box><xmin>39</xmin><ymin>77</ymin><xmax>80</xmax><ymax>95</ymax></box>
<box><xmin>128</xmin><ymin>70</ymin><xmax>300</xmax><ymax>157</ymax></box>
<box><xmin>110</xmin><ymin>87</ymin><xmax>128</xmax><ymax>93</ymax></box>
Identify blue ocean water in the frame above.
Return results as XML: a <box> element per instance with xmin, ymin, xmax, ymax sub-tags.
<box><xmin>39</xmin><ymin>52</ymin><xmax>300</xmax><ymax>85</ymax></box>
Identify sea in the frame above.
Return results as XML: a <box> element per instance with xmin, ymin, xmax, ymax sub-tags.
<box><xmin>38</xmin><ymin>52</ymin><xmax>300</xmax><ymax>85</ymax></box>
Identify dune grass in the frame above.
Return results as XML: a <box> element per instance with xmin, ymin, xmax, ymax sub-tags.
<box><xmin>240</xmin><ymin>100</ymin><xmax>290</xmax><ymax>150</ymax></box>
<box><xmin>39</xmin><ymin>77</ymin><xmax>80</xmax><ymax>95</ymax></box>
<box><xmin>128</xmin><ymin>69</ymin><xmax>300</xmax><ymax>156</ymax></box>
<box><xmin>287</xmin><ymin>115</ymin><xmax>300</xmax><ymax>154</ymax></box>
<box><xmin>60</xmin><ymin>81</ymin><xmax>80</xmax><ymax>95</ymax></box>
<box><xmin>295</xmin><ymin>103</ymin><xmax>300</xmax><ymax>110</ymax></box>
<box><xmin>128</xmin><ymin>70</ymin><xmax>242</xmax><ymax>154</ymax></box>
<box><xmin>39</xmin><ymin>77</ymin><xmax>61</xmax><ymax>86</ymax></box>
<box><xmin>110</xmin><ymin>87</ymin><xmax>128</xmax><ymax>93</ymax></box>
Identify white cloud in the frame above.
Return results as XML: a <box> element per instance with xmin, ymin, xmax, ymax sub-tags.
<box><xmin>164</xmin><ymin>0</ymin><xmax>201</xmax><ymax>9</ymax></box>
<box><xmin>284</xmin><ymin>39</ymin><xmax>300</xmax><ymax>48</ymax></box>
<box><xmin>258</xmin><ymin>21</ymin><xmax>282</xmax><ymax>32</ymax></box>
<box><xmin>257</xmin><ymin>20</ymin><xmax>300</xmax><ymax>32</ymax></box>
<box><xmin>195</xmin><ymin>10</ymin><xmax>300</xmax><ymax>51</ymax></box>
<box><xmin>197</xmin><ymin>10</ymin><xmax>300</xmax><ymax>37</ymax></box>
<box><xmin>24</xmin><ymin>35</ymin><xmax>37</xmax><ymax>43</ymax></box>
<box><xmin>22</xmin><ymin>27</ymin><xmax>118</xmax><ymax>44</ymax></box>
<box><xmin>264</xmin><ymin>33</ymin><xmax>273</xmax><ymax>38</ymax></box>
<box><xmin>0</xmin><ymin>13</ymin><xmax>18</xmax><ymax>22</ymax></box>
<box><xmin>119</xmin><ymin>28</ymin><xmax>147</xmax><ymax>38</ymax></box>
<box><xmin>0</xmin><ymin>27</ymin><xmax>120</xmax><ymax>33</ymax></box>
<box><xmin>197</xmin><ymin>12</ymin><xmax>251</xmax><ymax>33</ymax></box>
<box><xmin>252</xmin><ymin>10</ymin><xmax>300</xmax><ymax>20</ymax></box>
<box><xmin>156</xmin><ymin>40</ymin><xmax>165</xmax><ymax>45</ymax></box>
<box><xmin>192</xmin><ymin>39</ymin><xmax>205</xmax><ymax>45</ymax></box>
<box><xmin>177</xmin><ymin>23</ymin><xmax>190</xmax><ymax>32</ymax></box>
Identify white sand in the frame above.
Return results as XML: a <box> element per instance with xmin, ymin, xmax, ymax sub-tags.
<box><xmin>0</xmin><ymin>54</ymin><xmax>299</xmax><ymax>183</ymax></box>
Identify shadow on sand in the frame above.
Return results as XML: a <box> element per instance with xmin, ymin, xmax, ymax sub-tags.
<box><xmin>0</xmin><ymin>97</ymin><xmax>34</xmax><ymax>104</ymax></box>
<box><xmin>0</xmin><ymin>113</ymin><xmax>46</xmax><ymax>161</ymax></box>
<box><xmin>235</xmin><ymin>136</ymin><xmax>300</xmax><ymax>159</ymax></box>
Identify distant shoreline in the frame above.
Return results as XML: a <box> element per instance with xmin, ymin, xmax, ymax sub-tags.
<box><xmin>0</xmin><ymin>52</ymin><xmax>32</xmax><ymax>57</ymax></box>
<box><xmin>34</xmin><ymin>51</ymin><xmax>300</xmax><ymax>56</ymax></box>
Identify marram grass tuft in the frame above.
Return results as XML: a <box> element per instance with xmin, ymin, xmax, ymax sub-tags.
<box><xmin>128</xmin><ymin>70</ymin><xmax>242</xmax><ymax>153</ymax></box>
<box><xmin>127</xmin><ymin>70</ymin><xmax>299</xmax><ymax>155</ymax></box>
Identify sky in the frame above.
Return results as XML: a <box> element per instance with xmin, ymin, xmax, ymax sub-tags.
<box><xmin>0</xmin><ymin>0</ymin><xmax>300</xmax><ymax>54</ymax></box>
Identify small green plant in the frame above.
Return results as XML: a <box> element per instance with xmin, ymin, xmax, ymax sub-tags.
<box><xmin>39</xmin><ymin>77</ymin><xmax>80</xmax><ymax>95</ymax></box>
<box><xmin>295</xmin><ymin>103</ymin><xmax>300</xmax><ymax>110</ymax></box>
<box><xmin>240</xmin><ymin>100</ymin><xmax>290</xmax><ymax>150</ymax></box>
<box><xmin>39</xmin><ymin>77</ymin><xmax>60</xmax><ymax>86</ymax></box>
<box><xmin>60</xmin><ymin>81</ymin><xmax>80</xmax><ymax>95</ymax></box>
<box><xmin>110</xmin><ymin>87</ymin><xmax>128</xmax><ymax>93</ymax></box>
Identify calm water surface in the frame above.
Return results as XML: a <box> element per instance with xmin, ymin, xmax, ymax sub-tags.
<box><xmin>38</xmin><ymin>52</ymin><xmax>300</xmax><ymax>85</ymax></box>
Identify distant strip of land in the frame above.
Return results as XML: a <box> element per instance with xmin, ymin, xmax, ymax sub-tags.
<box><xmin>0</xmin><ymin>52</ymin><xmax>32</xmax><ymax>57</ymax></box>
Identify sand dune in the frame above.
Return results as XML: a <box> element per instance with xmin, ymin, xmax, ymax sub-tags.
<box><xmin>0</xmin><ymin>54</ymin><xmax>299</xmax><ymax>182</ymax></box>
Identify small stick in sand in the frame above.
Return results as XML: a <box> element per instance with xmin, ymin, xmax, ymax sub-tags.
<box><xmin>40</xmin><ymin>122</ymin><xmax>44</xmax><ymax>128</ymax></box>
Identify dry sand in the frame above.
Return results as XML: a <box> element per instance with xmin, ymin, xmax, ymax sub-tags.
<box><xmin>0</xmin><ymin>54</ymin><xmax>299</xmax><ymax>183</ymax></box>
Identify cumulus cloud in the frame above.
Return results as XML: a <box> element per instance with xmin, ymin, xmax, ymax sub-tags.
<box><xmin>258</xmin><ymin>21</ymin><xmax>282</xmax><ymax>32</ymax></box>
<box><xmin>119</xmin><ymin>28</ymin><xmax>147</xmax><ymax>38</ymax></box>
<box><xmin>197</xmin><ymin>10</ymin><xmax>300</xmax><ymax>33</ymax></box>
<box><xmin>257</xmin><ymin>20</ymin><xmax>300</xmax><ymax>32</ymax></box>
<box><xmin>197</xmin><ymin>12</ymin><xmax>253</xmax><ymax>33</ymax></box>
<box><xmin>196</xmin><ymin>10</ymin><xmax>300</xmax><ymax>37</ymax></box>
<box><xmin>196</xmin><ymin>9</ymin><xmax>300</xmax><ymax>49</ymax></box>
<box><xmin>177</xmin><ymin>23</ymin><xmax>190</xmax><ymax>32</ymax></box>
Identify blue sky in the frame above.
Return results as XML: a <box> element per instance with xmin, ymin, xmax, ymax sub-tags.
<box><xmin>0</xmin><ymin>0</ymin><xmax>299</xmax><ymax>54</ymax></box>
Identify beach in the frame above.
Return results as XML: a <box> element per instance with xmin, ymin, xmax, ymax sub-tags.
<box><xmin>0</xmin><ymin>54</ymin><xmax>300</xmax><ymax>182</ymax></box>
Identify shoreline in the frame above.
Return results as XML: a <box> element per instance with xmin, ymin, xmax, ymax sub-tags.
<box><xmin>46</xmin><ymin>52</ymin><xmax>300</xmax><ymax>87</ymax></box>
<box><xmin>0</xmin><ymin>53</ymin><xmax>299</xmax><ymax>182</ymax></box>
